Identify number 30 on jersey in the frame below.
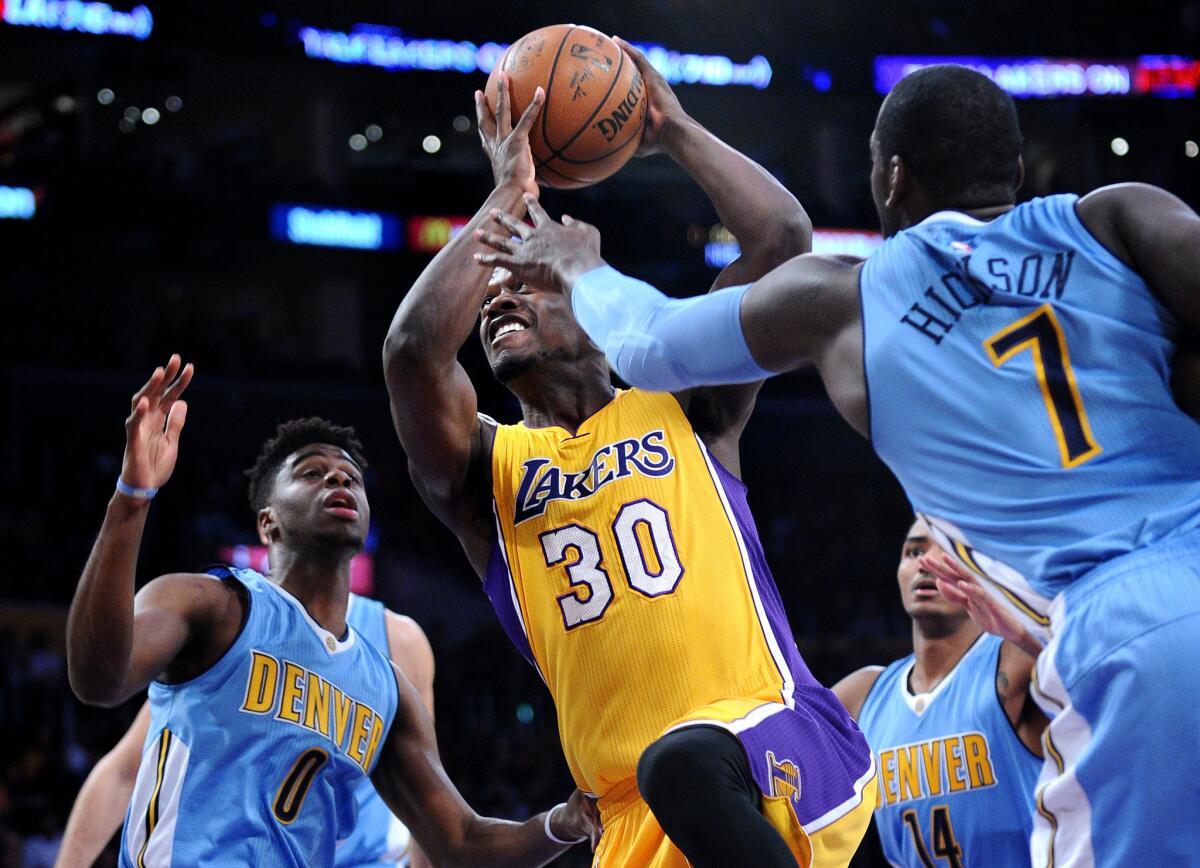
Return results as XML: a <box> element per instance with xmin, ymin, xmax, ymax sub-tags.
<box><xmin>540</xmin><ymin>498</ymin><xmax>684</xmax><ymax>629</ymax></box>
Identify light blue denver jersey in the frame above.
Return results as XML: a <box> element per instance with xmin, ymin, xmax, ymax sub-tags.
<box><xmin>338</xmin><ymin>594</ymin><xmax>414</xmax><ymax>867</ymax></box>
<box><xmin>858</xmin><ymin>635</ymin><xmax>1040</xmax><ymax>867</ymax></box>
<box><xmin>861</xmin><ymin>195</ymin><xmax>1200</xmax><ymax>624</ymax></box>
<box><xmin>120</xmin><ymin>568</ymin><xmax>400</xmax><ymax>868</ymax></box>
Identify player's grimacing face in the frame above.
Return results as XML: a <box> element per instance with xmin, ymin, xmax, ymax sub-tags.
<box><xmin>479</xmin><ymin>267</ymin><xmax>594</xmax><ymax>382</ymax></box>
<box><xmin>263</xmin><ymin>444</ymin><xmax>370</xmax><ymax>549</ymax></box>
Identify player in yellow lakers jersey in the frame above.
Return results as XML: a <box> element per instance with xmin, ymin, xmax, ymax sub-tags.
<box><xmin>384</xmin><ymin>46</ymin><xmax>875</xmax><ymax>867</ymax></box>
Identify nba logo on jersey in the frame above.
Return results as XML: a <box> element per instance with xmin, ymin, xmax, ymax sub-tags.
<box><xmin>950</xmin><ymin>240</ymin><xmax>973</xmax><ymax>252</ymax></box>
<box><xmin>766</xmin><ymin>750</ymin><xmax>802</xmax><ymax>803</ymax></box>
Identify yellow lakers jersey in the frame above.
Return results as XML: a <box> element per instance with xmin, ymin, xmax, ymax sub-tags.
<box><xmin>485</xmin><ymin>389</ymin><xmax>807</xmax><ymax>798</ymax></box>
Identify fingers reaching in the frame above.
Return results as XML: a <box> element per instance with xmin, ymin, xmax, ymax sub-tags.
<box><xmin>495</xmin><ymin>72</ymin><xmax>512</xmax><ymax>138</ymax></box>
<box><xmin>613</xmin><ymin>36</ymin><xmax>648</xmax><ymax>70</ymax></box>
<box><xmin>165</xmin><ymin>400</ymin><xmax>188</xmax><ymax>443</ymax></box>
<box><xmin>473</xmin><ymin>226</ymin><xmax>520</xmax><ymax>254</ymax></box>
<box><xmin>161</xmin><ymin>362</ymin><xmax>194</xmax><ymax>406</ymax></box>
<box><xmin>512</xmin><ymin>86</ymin><xmax>544</xmax><ymax>139</ymax></box>
<box><xmin>489</xmin><ymin>208</ymin><xmax>531</xmax><ymax>239</ymax></box>
<box><xmin>475</xmin><ymin>90</ymin><xmax>496</xmax><ymax>145</ymax></box>
<box><xmin>522</xmin><ymin>194</ymin><xmax>551</xmax><ymax>227</ymax></box>
<box><xmin>934</xmin><ymin>577</ymin><xmax>971</xmax><ymax>606</ymax></box>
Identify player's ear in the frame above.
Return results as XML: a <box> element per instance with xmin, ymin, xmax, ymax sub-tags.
<box><xmin>1013</xmin><ymin>156</ymin><xmax>1025</xmax><ymax>195</ymax></box>
<box><xmin>884</xmin><ymin>155</ymin><xmax>909</xmax><ymax>210</ymax></box>
<box><xmin>257</xmin><ymin>507</ymin><xmax>276</xmax><ymax>544</ymax></box>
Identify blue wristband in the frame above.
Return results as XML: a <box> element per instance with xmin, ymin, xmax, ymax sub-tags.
<box><xmin>116</xmin><ymin>478</ymin><xmax>158</xmax><ymax>500</ymax></box>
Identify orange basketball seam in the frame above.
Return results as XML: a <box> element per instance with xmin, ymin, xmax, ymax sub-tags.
<box><xmin>539</xmin><ymin>25</ymin><xmax>579</xmax><ymax>159</ymax></box>
<box><xmin>537</xmin><ymin>35</ymin><xmax>628</xmax><ymax>168</ymax></box>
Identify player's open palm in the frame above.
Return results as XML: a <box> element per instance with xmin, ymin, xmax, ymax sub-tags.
<box><xmin>476</xmin><ymin>74</ymin><xmax>544</xmax><ymax>200</ymax></box>
<box><xmin>613</xmin><ymin>36</ymin><xmax>685</xmax><ymax>157</ymax></box>
<box><xmin>474</xmin><ymin>195</ymin><xmax>604</xmax><ymax>293</ymax></box>
<box><xmin>920</xmin><ymin>552</ymin><xmax>1043</xmax><ymax>656</ymax></box>
<box><xmin>122</xmin><ymin>354</ymin><xmax>193</xmax><ymax>492</ymax></box>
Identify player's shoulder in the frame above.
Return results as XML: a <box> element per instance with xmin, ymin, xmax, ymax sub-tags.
<box><xmin>383</xmin><ymin>611</ymin><xmax>432</xmax><ymax>662</ymax></box>
<box><xmin>136</xmin><ymin>571</ymin><xmax>246</xmax><ymax>619</ymax></box>
<box><xmin>830</xmin><ymin>664</ymin><xmax>886</xmax><ymax>721</ymax></box>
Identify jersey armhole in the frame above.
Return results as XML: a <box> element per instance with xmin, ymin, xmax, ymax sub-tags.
<box><xmin>1068</xmin><ymin>197</ymin><xmax>1151</xmax><ymax>285</ymax></box>
<box><xmin>856</xmin><ymin>663</ymin><xmax>888</xmax><ymax>719</ymax></box>
<box><xmin>992</xmin><ymin>641</ymin><xmax>1043</xmax><ymax>760</ymax></box>
<box><xmin>154</xmin><ymin>574</ymin><xmax>253</xmax><ymax>690</ymax></box>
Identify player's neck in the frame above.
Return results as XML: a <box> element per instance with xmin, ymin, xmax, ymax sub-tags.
<box><xmin>909</xmin><ymin>620</ymin><xmax>984</xmax><ymax>694</ymax></box>
<box><xmin>269</xmin><ymin>544</ymin><xmax>353</xmax><ymax>638</ymax></box>
<box><xmin>513</xmin><ymin>362</ymin><xmax>616</xmax><ymax>436</ymax></box>
<box><xmin>905</xmin><ymin>201</ymin><xmax>1014</xmax><ymax>230</ymax></box>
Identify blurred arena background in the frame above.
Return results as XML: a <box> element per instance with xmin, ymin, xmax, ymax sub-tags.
<box><xmin>1</xmin><ymin>1</ymin><xmax>1197</xmax><ymax>864</ymax></box>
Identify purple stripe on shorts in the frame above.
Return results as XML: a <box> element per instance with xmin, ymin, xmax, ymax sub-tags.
<box><xmin>706</xmin><ymin>452</ymin><xmax>817</xmax><ymax>693</ymax></box>
<box><xmin>482</xmin><ymin>535</ymin><xmax>538</xmax><ymax>671</ymax></box>
<box><xmin>735</xmin><ymin>700</ymin><xmax>873</xmax><ymax>827</ymax></box>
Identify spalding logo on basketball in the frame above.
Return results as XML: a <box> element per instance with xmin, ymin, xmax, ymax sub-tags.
<box><xmin>485</xmin><ymin>24</ymin><xmax>647</xmax><ymax>189</ymax></box>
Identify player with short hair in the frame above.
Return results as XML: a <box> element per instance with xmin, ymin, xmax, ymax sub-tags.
<box><xmin>66</xmin><ymin>357</ymin><xmax>593</xmax><ymax>867</ymax></box>
<box><xmin>475</xmin><ymin>63</ymin><xmax>1200</xmax><ymax>866</ymax></box>
<box><xmin>384</xmin><ymin>43</ymin><xmax>875</xmax><ymax>868</ymax></box>
<box><xmin>56</xmin><ymin>592</ymin><xmax>435</xmax><ymax>868</ymax></box>
<box><xmin>833</xmin><ymin>517</ymin><xmax>1044</xmax><ymax>866</ymax></box>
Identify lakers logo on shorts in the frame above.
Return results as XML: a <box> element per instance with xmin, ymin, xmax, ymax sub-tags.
<box><xmin>766</xmin><ymin>750</ymin><xmax>801</xmax><ymax>803</ymax></box>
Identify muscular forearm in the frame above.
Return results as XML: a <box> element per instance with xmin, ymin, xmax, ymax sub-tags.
<box><xmin>56</xmin><ymin>754</ymin><xmax>135</xmax><ymax>866</ymax></box>
<box><xmin>67</xmin><ymin>495</ymin><xmax>150</xmax><ymax>704</ymax></box>
<box><xmin>662</xmin><ymin>117</ymin><xmax>810</xmax><ymax>260</ymax></box>
<box><xmin>446</xmin><ymin>812</ymin><xmax>570</xmax><ymax>868</ymax></box>
<box><xmin>384</xmin><ymin>184</ymin><xmax>527</xmax><ymax>368</ymax></box>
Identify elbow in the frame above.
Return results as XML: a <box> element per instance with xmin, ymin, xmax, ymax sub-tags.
<box><xmin>67</xmin><ymin>661</ymin><xmax>124</xmax><ymax>708</ymax></box>
<box><xmin>771</xmin><ymin>209</ymin><xmax>814</xmax><ymax>259</ymax></box>
<box><xmin>382</xmin><ymin>327</ymin><xmax>428</xmax><ymax>380</ymax></box>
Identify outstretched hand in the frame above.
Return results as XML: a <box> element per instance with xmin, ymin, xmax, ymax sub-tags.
<box><xmin>120</xmin><ymin>354</ymin><xmax>193</xmax><ymax>495</ymax></box>
<box><xmin>612</xmin><ymin>36</ymin><xmax>688</xmax><ymax>157</ymax></box>
<box><xmin>552</xmin><ymin>789</ymin><xmax>601</xmax><ymax>851</ymax></box>
<box><xmin>473</xmin><ymin>194</ymin><xmax>605</xmax><ymax>293</ymax></box>
<box><xmin>919</xmin><ymin>552</ymin><xmax>1045</xmax><ymax>657</ymax></box>
<box><xmin>475</xmin><ymin>74</ymin><xmax>544</xmax><ymax>199</ymax></box>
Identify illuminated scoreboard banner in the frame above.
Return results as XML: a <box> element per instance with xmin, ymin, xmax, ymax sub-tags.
<box><xmin>1</xmin><ymin>0</ymin><xmax>153</xmax><ymax>39</ymax></box>
<box><xmin>270</xmin><ymin>204</ymin><xmax>401</xmax><ymax>251</ymax></box>
<box><xmin>0</xmin><ymin>185</ymin><xmax>36</xmax><ymax>219</ymax></box>
<box><xmin>705</xmin><ymin>227</ymin><xmax>883</xmax><ymax>268</ymax></box>
<box><xmin>875</xmin><ymin>55</ymin><xmax>1200</xmax><ymax>99</ymax></box>
<box><xmin>297</xmin><ymin>23</ymin><xmax>772</xmax><ymax>89</ymax></box>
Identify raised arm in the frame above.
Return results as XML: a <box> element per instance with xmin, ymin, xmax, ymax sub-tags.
<box><xmin>610</xmin><ymin>39</ymin><xmax>811</xmax><ymax>460</ymax></box>
<box><xmin>383</xmin><ymin>78</ymin><xmax>544</xmax><ymax>570</ymax></box>
<box><xmin>67</xmin><ymin>357</ymin><xmax>243</xmax><ymax>706</ymax></box>
<box><xmin>371</xmin><ymin>664</ymin><xmax>593</xmax><ymax>868</ymax></box>
<box><xmin>476</xmin><ymin>205</ymin><xmax>868</xmax><ymax>431</ymax></box>
<box><xmin>56</xmin><ymin>702</ymin><xmax>151</xmax><ymax>867</ymax></box>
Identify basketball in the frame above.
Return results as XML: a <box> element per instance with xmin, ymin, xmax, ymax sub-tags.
<box><xmin>485</xmin><ymin>24</ymin><xmax>647</xmax><ymax>189</ymax></box>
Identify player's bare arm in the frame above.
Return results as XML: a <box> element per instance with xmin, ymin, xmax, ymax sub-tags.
<box><xmin>55</xmin><ymin>701</ymin><xmax>150</xmax><ymax>867</ymax></box>
<box><xmin>477</xmin><ymin>206</ymin><xmax>869</xmax><ymax>435</ymax></box>
<box><xmin>1076</xmin><ymin>182</ymin><xmax>1200</xmax><ymax>418</ymax></box>
<box><xmin>383</xmin><ymin>76</ymin><xmax>545</xmax><ymax>574</ymax></box>
<box><xmin>920</xmin><ymin>552</ymin><xmax>1047</xmax><ymax>754</ymax></box>
<box><xmin>830</xmin><ymin>666</ymin><xmax>886</xmax><ymax>721</ymax></box>
<box><xmin>67</xmin><ymin>356</ymin><xmax>245</xmax><ymax>707</ymax></box>
<box><xmin>386</xmin><ymin>610</ymin><xmax>437</xmax><ymax>868</ymax></box>
<box><xmin>608</xmin><ymin>38</ymin><xmax>812</xmax><ymax>469</ymax></box>
<box><xmin>371</xmin><ymin>662</ymin><xmax>594</xmax><ymax>867</ymax></box>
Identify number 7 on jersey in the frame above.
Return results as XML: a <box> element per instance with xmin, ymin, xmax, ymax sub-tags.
<box><xmin>984</xmin><ymin>304</ymin><xmax>1102</xmax><ymax>469</ymax></box>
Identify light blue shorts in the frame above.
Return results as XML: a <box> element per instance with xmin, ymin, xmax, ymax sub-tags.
<box><xmin>1030</xmin><ymin>527</ymin><xmax>1200</xmax><ymax>867</ymax></box>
